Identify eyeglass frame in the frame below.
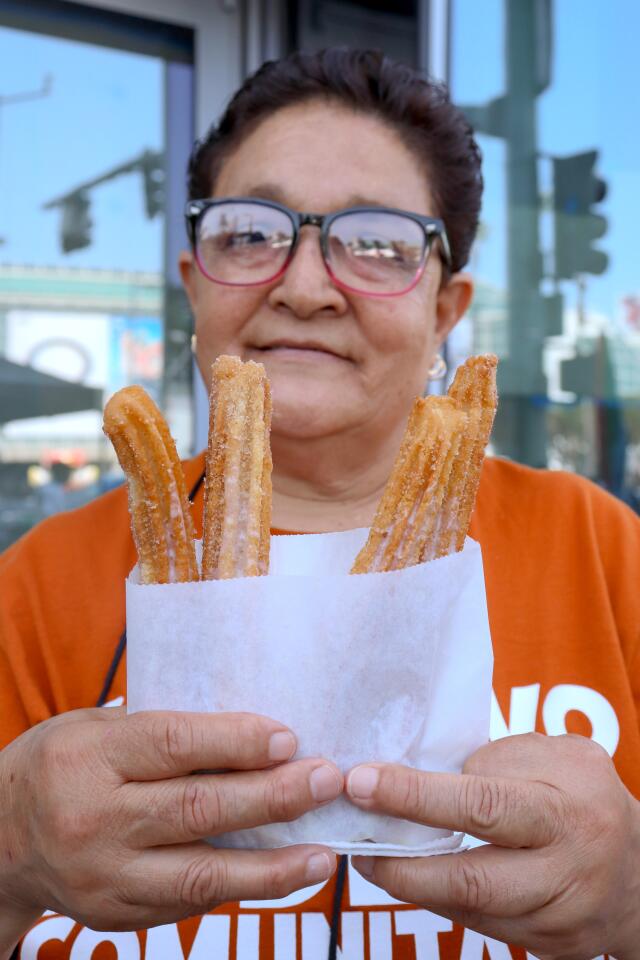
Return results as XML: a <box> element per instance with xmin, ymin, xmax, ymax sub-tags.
<box><xmin>184</xmin><ymin>197</ymin><xmax>453</xmax><ymax>299</ymax></box>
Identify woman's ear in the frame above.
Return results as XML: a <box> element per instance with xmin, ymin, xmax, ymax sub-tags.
<box><xmin>178</xmin><ymin>250</ymin><xmax>198</xmax><ymax>311</ymax></box>
<box><xmin>435</xmin><ymin>271</ymin><xmax>474</xmax><ymax>344</ymax></box>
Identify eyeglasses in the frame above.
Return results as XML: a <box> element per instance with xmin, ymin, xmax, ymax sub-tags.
<box><xmin>185</xmin><ymin>197</ymin><xmax>452</xmax><ymax>298</ymax></box>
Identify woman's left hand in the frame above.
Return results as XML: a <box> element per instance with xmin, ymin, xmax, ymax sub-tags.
<box><xmin>346</xmin><ymin>733</ymin><xmax>640</xmax><ymax>960</ymax></box>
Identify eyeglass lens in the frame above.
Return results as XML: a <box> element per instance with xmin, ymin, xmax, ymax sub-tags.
<box><xmin>195</xmin><ymin>201</ymin><xmax>427</xmax><ymax>294</ymax></box>
<box><xmin>196</xmin><ymin>202</ymin><xmax>293</xmax><ymax>285</ymax></box>
<box><xmin>325</xmin><ymin>210</ymin><xmax>426</xmax><ymax>294</ymax></box>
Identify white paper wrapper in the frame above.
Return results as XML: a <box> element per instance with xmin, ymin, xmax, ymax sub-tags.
<box><xmin>126</xmin><ymin>529</ymin><xmax>493</xmax><ymax>856</ymax></box>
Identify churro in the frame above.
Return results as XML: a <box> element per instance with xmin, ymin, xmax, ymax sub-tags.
<box><xmin>103</xmin><ymin>386</ymin><xmax>199</xmax><ymax>584</ymax></box>
<box><xmin>435</xmin><ymin>354</ymin><xmax>498</xmax><ymax>558</ymax></box>
<box><xmin>351</xmin><ymin>355</ymin><xmax>498</xmax><ymax>574</ymax></box>
<box><xmin>201</xmin><ymin>356</ymin><xmax>272</xmax><ymax>580</ymax></box>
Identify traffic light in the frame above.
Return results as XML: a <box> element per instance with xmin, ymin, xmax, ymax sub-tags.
<box><xmin>553</xmin><ymin>150</ymin><xmax>608</xmax><ymax>280</ymax></box>
<box><xmin>60</xmin><ymin>190</ymin><xmax>92</xmax><ymax>253</ymax></box>
<box><xmin>140</xmin><ymin>150</ymin><xmax>165</xmax><ymax>219</ymax></box>
<box><xmin>560</xmin><ymin>351</ymin><xmax>597</xmax><ymax>396</ymax></box>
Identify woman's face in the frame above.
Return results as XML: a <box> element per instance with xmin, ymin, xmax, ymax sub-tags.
<box><xmin>180</xmin><ymin>101</ymin><xmax>472</xmax><ymax>442</ymax></box>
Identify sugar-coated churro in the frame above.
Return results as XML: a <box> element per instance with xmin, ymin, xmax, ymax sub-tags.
<box><xmin>201</xmin><ymin>355</ymin><xmax>272</xmax><ymax>580</ymax></box>
<box><xmin>351</xmin><ymin>397</ymin><xmax>467</xmax><ymax>573</ymax></box>
<box><xmin>351</xmin><ymin>354</ymin><xmax>498</xmax><ymax>574</ymax></box>
<box><xmin>103</xmin><ymin>386</ymin><xmax>199</xmax><ymax>584</ymax></box>
<box><xmin>435</xmin><ymin>353</ymin><xmax>498</xmax><ymax>558</ymax></box>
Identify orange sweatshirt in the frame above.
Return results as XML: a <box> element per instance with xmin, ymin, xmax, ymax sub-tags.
<box><xmin>1</xmin><ymin>456</ymin><xmax>639</xmax><ymax>960</ymax></box>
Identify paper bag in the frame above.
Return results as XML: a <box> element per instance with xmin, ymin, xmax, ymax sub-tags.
<box><xmin>126</xmin><ymin>529</ymin><xmax>493</xmax><ymax>856</ymax></box>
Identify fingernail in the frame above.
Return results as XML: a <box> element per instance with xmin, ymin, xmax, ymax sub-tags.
<box><xmin>353</xmin><ymin>856</ymin><xmax>374</xmax><ymax>878</ymax></box>
<box><xmin>269</xmin><ymin>731</ymin><xmax>297</xmax><ymax>762</ymax></box>
<box><xmin>305</xmin><ymin>852</ymin><xmax>333</xmax><ymax>883</ymax></box>
<box><xmin>347</xmin><ymin>765</ymin><xmax>379</xmax><ymax>800</ymax></box>
<box><xmin>309</xmin><ymin>764</ymin><xmax>342</xmax><ymax>803</ymax></box>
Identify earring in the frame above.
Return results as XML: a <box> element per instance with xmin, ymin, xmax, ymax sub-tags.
<box><xmin>427</xmin><ymin>353</ymin><xmax>447</xmax><ymax>380</ymax></box>
<box><xmin>190</xmin><ymin>334</ymin><xmax>197</xmax><ymax>354</ymax></box>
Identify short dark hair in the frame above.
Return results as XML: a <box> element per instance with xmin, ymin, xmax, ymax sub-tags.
<box><xmin>187</xmin><ymin>47</ymin><xmax>483</xmax><ymax>273</ymax></box>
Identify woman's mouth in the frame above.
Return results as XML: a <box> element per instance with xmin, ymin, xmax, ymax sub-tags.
<box><xmin>252</xmin><ymin>342</ymin><xmax>349</xmax><ymax>363</ymax></box>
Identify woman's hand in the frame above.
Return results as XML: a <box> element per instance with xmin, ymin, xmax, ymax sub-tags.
<box><xmin>347</xmin><ymin>733</ymin><xmax>640</xmax><ymax>960</ymax></box>
<box><xmin>0</xmin><ymin>707</ymin><xmax>341</xmax><ymax>932</ymax></box>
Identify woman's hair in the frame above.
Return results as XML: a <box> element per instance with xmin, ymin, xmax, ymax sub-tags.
<box><xmin>187</xmin><ymin>47</ymin><xmax>482</xmax><ymax>273</ymax></box>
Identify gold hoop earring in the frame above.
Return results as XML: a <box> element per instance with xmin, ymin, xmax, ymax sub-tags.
<box><xmin>190</xmin><ymin>334</ymin><xmax>197</xmax><ymax>355</ymax></box>
<box><xmin>427</xmin><ymin>353</ymin><xmax>447</xmax><ymax>380</ymax></box>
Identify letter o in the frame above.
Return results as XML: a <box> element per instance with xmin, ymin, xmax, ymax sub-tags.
<box><xmin>70</xmin><ymin>930</ymin><xmax>140</xmax><ymax>960</ymax></box>
<box><xmin>542</xmin><ymin>684</ymin><xmax>620</xmax><ymax>756</ymax></box>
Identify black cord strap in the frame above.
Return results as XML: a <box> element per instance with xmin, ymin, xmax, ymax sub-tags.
<box><xmin>327</xmin><ymin>855</ymin><xmax>348</xmax><ymax>960</ymax></box>
<box><xmin>187</xmin><ymin>469</ymin><xmax>206</xmax><ymax>504</ymax></box>
<box><xmin>95</xmin><ymin>628</ymin><xmax>127</xmax><ymax>707</ymax></box>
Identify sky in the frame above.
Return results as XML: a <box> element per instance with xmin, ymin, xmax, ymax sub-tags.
<box><xmin>0</xmin><ymin>25</ymin><xmax>164</xmax><ymax>272</ymax></box>
<box><xmin>451</xmin><ymin>0</ymin><xmax>640</xmax><ymax>330</ymax></box>
<box><xmin>0</xmin><ymin>2</ymin><xmax>639</xmax><ymax>321</ymax></box>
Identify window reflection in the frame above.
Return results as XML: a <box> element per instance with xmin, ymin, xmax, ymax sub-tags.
<box><xmin>0</xmin><ymin>20</ymin><xmax>193</xmax><ymax>549</ymax></box>
<box><xmin>451</xmin><ymin>0</ymin><xmax>640</xmax><ymax>510</ymax></box>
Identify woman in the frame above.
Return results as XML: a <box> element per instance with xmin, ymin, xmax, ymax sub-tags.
<box><xmin>1</xmin><ymin>48</ymin><xmax>639</xmax><ymax>960</ymax></box>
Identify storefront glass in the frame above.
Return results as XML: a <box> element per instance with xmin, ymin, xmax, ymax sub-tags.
<box><xmin>290</xmin><ymin>0</ymin><xmax>640</xmax><ymax>511</ymax></box>
<box><xmin>450</xmin><ymin>0</ymin><xmax>640</xmax><ymax>509</ymax></box>
<box><xmin>0</xmin><ymin>5</ymin><xmax>194</xmax><ymax>550</ymax></box>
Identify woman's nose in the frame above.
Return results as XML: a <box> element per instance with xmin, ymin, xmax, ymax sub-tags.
<box><xmin>267</xmin><ymin>228</ymin><xmax>347</xmax><ymax>319</ymax></box>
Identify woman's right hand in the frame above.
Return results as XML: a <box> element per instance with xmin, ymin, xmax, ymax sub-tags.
<box><xmin>0</xmin><ymin>707</ymin><xmax>341</xmax><ymax>933</ymax></box>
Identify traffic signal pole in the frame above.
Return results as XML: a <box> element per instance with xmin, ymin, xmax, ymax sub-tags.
<box><xmin>42</xmin><ymin>150</ymin><xmax>164</xmax><ymax>254</ymax></box>
<box><xmin>459</xmin><ymin>1</ymin><xmax>611</xmax><ymax>470</ymax></box>
<box><xmin>460</xmin><ymin>1</ymin><xmax>550</xmax><ymax>467</ymax></box>
<box><xmin>495</xmin><ymin>0</ymin><xmax>549</xmax><ymax>467</ymax></box>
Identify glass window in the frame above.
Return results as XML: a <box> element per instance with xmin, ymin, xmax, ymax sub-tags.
<box><xmin>451</xmin><ymin>0</ymin><xmax>640</xmax><ymax>511</ymax></box>
<box><xmin>290</xmin><ymin>0</ymin><xmax>418</xmax><ymax>66</ymax></box>
<box><xmin>0</xmin><ymin>4</ymin><xmax>194</xmax><ymax>550</ymax></box>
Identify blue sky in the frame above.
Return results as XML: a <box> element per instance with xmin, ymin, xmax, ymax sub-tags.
<box><xmin>0</xmin><ymin>25</ymin><xmax>164</xmax><ymax>272</ymax></box>
<box><xmin>1</xmin><ymin>3</ymin><xmax>639</xmax><ymax>326</ymax></box>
